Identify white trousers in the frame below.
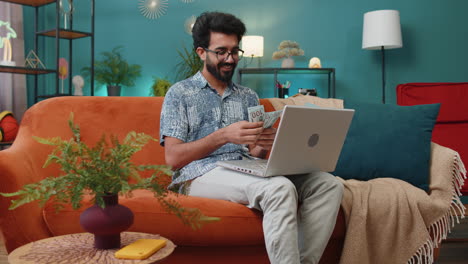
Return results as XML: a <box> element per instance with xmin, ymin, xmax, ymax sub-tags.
<box><xmin>188</xmin><ymin>167</ymin><xmax>343</xmax><ymax>264</ymax></box>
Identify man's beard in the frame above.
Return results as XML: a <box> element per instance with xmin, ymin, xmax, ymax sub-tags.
<box><xmin>206</xmin><ymin>56</ymin><xmax>237</xmax><ymax>83</ymax></box>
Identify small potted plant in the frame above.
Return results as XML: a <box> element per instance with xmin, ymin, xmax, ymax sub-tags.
<box><xmin>0</xmin><ymin>113</ymin><xmax>218</xmax><ymax>249</ymax></box>
<box><xmin>150</xmin><ymin>77</ymin><xmax>172</xmax><ymax>97</ymax></box>
<box><xmin>272</xmin><ymin>40</ymin><xmax>305</xmax><ymax>68</ymax></box>
<box><xmin>82</xmin><ymin>46</ymin><xmax>142</xmax><ymax>96</ymax></box>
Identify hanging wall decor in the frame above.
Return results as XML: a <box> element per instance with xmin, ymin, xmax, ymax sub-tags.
<box><xmin>138</xmin><ymin>0</ymin><xmax>169</xmax><ymax>20</ymax></box>
<box><xmin>184</xmin><ymin>15</ymin><xmax>196</xmax><ymax>35</ymax></box>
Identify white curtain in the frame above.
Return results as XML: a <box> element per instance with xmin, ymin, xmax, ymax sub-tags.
<box><xmin>0</xmin><ymin>2</ymin><xmax>27</xmax><ymax>122</ymax></box>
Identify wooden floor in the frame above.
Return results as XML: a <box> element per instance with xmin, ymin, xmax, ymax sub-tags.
<box><xmin>436</xmin><ymin>212</ymin><xmax>468</xmax><ymax>264</ymax></box>
<box><xmin>0</xmin><ymin>234</ymin><xmax>466</xmax><ymax>263</ymax></box>
<box><xmin>436</xmin><ymin>241</ymin><xmax>468</xmax><ymax>264</ymax></box>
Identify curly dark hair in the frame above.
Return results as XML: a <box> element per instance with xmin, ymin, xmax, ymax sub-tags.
<box><xmin>192</xmin><ymin>12</ymin><xmax>246</xmax><ymax>50</ymax></box>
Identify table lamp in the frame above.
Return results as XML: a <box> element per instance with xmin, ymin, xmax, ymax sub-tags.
<box><xmin>241</xmin><ymin>35</ymin><xmax>264</xmax><ymax>67</ymax></box>
<box><xmin>362</xmin><ymin>10</ymin><xmax>403</xmax><ymax>104</ymax></box>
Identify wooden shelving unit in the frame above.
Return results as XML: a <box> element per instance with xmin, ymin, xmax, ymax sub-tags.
<box><xmin>0</xmin><ymin>0</ymin><xmax>95</xmax><ymax>102</ymax></box>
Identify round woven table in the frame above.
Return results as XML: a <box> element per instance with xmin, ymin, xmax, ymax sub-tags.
<box><xmin>8</xmin><ymin>232</ymin><xmax>175</xmax><ymax>264</ymax></box>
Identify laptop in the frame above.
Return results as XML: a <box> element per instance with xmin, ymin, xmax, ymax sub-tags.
<box><xmin>216</xmin><ymin>105</ymin><xmax>355</xmax><ymax>177</ymax></box>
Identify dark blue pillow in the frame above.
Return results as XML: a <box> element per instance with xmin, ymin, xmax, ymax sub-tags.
<box><xmin>333</xmin><ymin>101</ymin><xmax>440</xmax><ymax>191</ymax></box>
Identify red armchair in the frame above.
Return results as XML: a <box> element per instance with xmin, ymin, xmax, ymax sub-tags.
<box><xmin>397</xmin><ymin>82</ymin><xmax>468</xmax><ymax>195</ymax></box>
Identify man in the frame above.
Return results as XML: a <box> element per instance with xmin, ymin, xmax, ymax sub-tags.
<box><xmin>160</xmin><ymin>11</ymin><xmax>343</xmax><ymax>264</ymax></box>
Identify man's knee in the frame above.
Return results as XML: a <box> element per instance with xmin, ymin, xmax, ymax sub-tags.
<box><xmin>267</xmin><ymin>177</ymin><xmax>298</xmax><ymax>203</ymax></box>
<box><xmin>298</xmin><ymin>172</ymin><xmax>343</xmax><ymax>200</ymax></box>
<box><xmin>323</xmin><ymin>174</ymin><xmax>343</xmax><ymax>191</ymax></box>
<box><xmin>321</xmin><ymin>174</ymin><xmax>344</xmax><ymax>201</ymax></box>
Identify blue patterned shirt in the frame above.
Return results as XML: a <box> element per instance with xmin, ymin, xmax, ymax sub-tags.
<box><xmin>160</xmin><ymin>72</ymin><xmax>259</xmax><ymax>192</ymax></box>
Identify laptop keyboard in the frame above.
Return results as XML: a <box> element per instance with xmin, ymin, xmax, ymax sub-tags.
<box><xmin>256</xmin><ymin>160</ymin><xmax>268</xmax><ymax>170</ymax></box>
<box><xmin>240</xmin><ymin>159</ymin><xmax>268</xmax><ymax>170</ymax></box>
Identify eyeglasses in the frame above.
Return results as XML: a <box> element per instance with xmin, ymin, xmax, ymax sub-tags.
<box><xmin>204</xmin><ymin>48</ymin><xmax>244</xmax><ymax>61</ymax></box>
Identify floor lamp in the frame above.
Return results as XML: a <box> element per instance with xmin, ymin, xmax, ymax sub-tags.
<box><xmin>241</xmin><ymin>35</ymin><xmax>264</xmax><ymax>68</ymax></box>
<box><xmin>362</xmin><ymin>10</ymin><xmax>403</xmax><ymax>104</ymax></box>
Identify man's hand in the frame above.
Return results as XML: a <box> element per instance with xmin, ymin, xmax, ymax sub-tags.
<box><xmin>249</xmin><ymin>127</ymin><xmax>277</xmax><ymax>158</ymax></box>
<box><xmin>223</xmin><ymin>121</ymin><xmax>264</xmax><ymax>145</ymax></box>
<box><xmin>164</xmin><ymin>121</ymin><xmax>264</xmax><ymax>169</ymax></box>
<box><xmin>254</xmin><ymin>127</ymin><xmax>277</xmax><ymax>150</ymax></box>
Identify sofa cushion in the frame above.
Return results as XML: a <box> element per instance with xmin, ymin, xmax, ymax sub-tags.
<box><xmin>43</xmin><ymin>189</ymin><xmax>346</xmax><ymax>246</ymax></box>
<box><xmin>43</xmin><ymin>190</ymin><xmax>264</xmax><ymax>246</ymax></box>
<box><xmin>333</xmin><ymin>101</ymin><xmax>440</xmax><ymax>191</ymax></box>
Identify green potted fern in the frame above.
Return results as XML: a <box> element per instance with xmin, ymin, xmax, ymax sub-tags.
<box><xmin>82</xmin><ymin>46</ymin><xmax>142</xmax><ymax>96</ymax></box>
<box><xmin>174</xmin><ymin>44</ymin><xmax>203</xmax><ymax>82</ymax></box>
<box><xmin>0</xmin><ymin>113</ymin><xmax>218</xmax><ymax>249</ymax></box>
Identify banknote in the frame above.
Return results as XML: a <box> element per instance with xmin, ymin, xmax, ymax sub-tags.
<box><xmin>248</xmin><ymin>105</ymin><xmax>265</xmax><ymax>122</ymax></box>
<box><xmin>248</xmin><ymin>106</ymin><xmax>282</xmax><ymax>128</ymax></box>
<box><xmin>263</xmin><ymin>110</ymin><xmax>283</xmax><ymax>128</ymax></box>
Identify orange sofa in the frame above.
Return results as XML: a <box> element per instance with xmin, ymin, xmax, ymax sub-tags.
<box><xmin>0</xmin><ymin>96</ymin><xmax>346</xmax><ymax>264</ymax></box>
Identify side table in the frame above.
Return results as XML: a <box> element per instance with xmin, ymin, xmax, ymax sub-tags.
<box><xmin>8</xmin><ymin>232</ymin><xmax>175</xmax><ymax>264</ymax></box>
<box><xmin>237</xmin><ymin>67</ymin><xmax>336</xmax><ymax>98</ymax></box>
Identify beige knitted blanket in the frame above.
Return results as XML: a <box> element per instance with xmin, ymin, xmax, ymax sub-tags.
<box><xmin>268</xmin><ymin>94</ymin><xmax>344</xmax><ymax>110</ymax></box>
<box><xmin>268</xmin><ymin>95</ymin><xmax>467</xmax><ymax>264</ymax></box>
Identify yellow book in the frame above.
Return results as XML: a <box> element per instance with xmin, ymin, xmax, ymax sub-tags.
<box><xmin>115</xmin><ymin>239</ymin><xmax>167</xmax><ymax>260</ymax></box>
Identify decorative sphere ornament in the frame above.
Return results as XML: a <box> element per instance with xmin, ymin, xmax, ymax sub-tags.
<box><xmin>308</xmin><ymin>57</ymin><xmax>322</xmax><ymax>68</ymax></box>
<box><xmin>0</xmin><ymin>111</ymin><xmax>19</xmax><ymax>142</ymax></box>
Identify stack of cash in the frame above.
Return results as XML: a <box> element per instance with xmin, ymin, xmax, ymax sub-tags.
<box><xmin>248</xmin><ymin>105</ymin><xmax>283</xmax><ymax>128</ymax></box>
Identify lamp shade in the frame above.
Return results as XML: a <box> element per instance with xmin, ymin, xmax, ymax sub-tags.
<box><xmin>362</xmin><ymin>10</ymin><xmax>402</xmax><ymax>50</ymax></box>
<box><xmin>242</xmin><ymin>35</ymin><xmax>264</xmax><ymax>57</ymax></box>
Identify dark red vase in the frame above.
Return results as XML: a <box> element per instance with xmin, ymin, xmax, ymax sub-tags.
<box><xmin>80</xmin><ymin>193</ymin><xmax>134</xmax><ymax>249</ymax></box>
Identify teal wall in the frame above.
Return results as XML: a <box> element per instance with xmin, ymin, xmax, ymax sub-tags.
<box><xmin>23</xmin><ymin>0</ymin><xmax>468</xmax><ymax>106</ymax></box>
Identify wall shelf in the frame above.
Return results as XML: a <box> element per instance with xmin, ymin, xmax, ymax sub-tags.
<box><xmin>0</xmin><ymin>0</ymin><xmax>55</xmax><ymax>7</ymax></box>
<box><xmin>37</xmin><ymin>29</ymin><xmax>93</xmax><ymax>39</ymax></box>
<box><xmin>0</xmin><ymin>65</ymin><xmax>56</xmax><ymax>74</ymax></box>
<box><xmin>36</xmin><ymin>93</ymin><xmax>71</xmax><ymax>98</ymax></box>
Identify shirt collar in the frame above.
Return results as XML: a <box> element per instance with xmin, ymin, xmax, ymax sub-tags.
<box><xmin>191</xmin><ymin>71</ymin><xmax>208</xmax><ymax>89</ymax></box>
<box><xmin>191</xmin><ymin>71</ymin><xmax>239</xmax><ymax>93</ymax></box>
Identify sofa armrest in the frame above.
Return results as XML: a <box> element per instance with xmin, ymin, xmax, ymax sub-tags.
<box><xmin>0</xmin><ymin>146</ymin><xmax>53</xmax><ymax>252</ymax></box>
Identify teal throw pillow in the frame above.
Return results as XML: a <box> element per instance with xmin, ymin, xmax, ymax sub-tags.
<box><xmin>332</xmin><ymin>101</ymin><xmax>440</xmax><ymax>191</ymax></box>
